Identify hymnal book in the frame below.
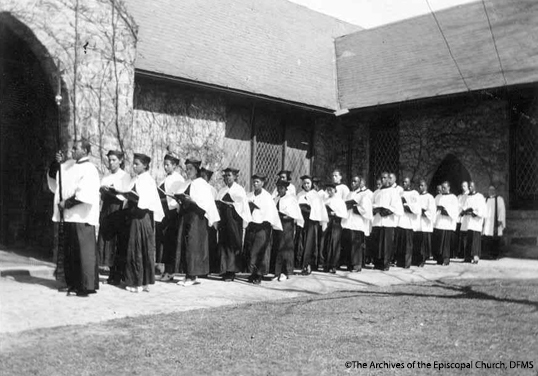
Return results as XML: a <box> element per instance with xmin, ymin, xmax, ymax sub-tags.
<box><xmin>345</xmin><ymin>199</ymin><xmax>356</xmax><ymax>210</ymax></box>
<box><xmin>158</xmin><ymin>186</ymin><xmax>177</xmax><ymax>199</ymax></box>
<box><xmin>248</xmin><ymin>201</ymin><xmax>260</xmax><ymax>212</ymax></box>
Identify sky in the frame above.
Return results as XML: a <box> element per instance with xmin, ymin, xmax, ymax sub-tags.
<box><xmin>287</xmin><ymin>0</ymin><xmax>479</xmax><ymax>28</ymax></box>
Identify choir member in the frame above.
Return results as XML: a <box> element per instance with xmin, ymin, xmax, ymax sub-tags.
<box><xmin>200</xmin><ymin>167</ymin><xmax>219</xmax><ymax>274</ymax></box>
<box><xmin>455</xmin><ymin>181</ymin><xmax>470</xmax><ymax>259</ymax></box>
<box><xmin>331</xmin><ymin>169</ymin><xmax>350</xmax><ymax>201</ymax></box>
<box><xmin>371</xmin><ymin>172</ymin><xmax>404</xmax><ymax>271</ymax></box>
<box><xmin>97</xmin><ymin>150</ymin><xmax>131</xmax><ymax>285</ymax></box>
<box><xmin>460</xmin><ymin>181</ymin><xmax>487</xmax><ymax>264</ymax></box>
<box><xmin>49</xmin><ymin>139</ymin><xmax>100</xmax><ymax>297</ymax></box>
<box><xmin>156</xmin><ymin>150</ymin><xmax>184</xmax><ymax>281</ymax></box>
<box><xmin>122</xmin><ymin>153</ymin><xmax>164</xmax><ymax>292</ymax></box>
<box><xmin>414</xmin><ymin>179</ymin><xmax>436</xmax><ymax>266</ymax></box>
<box><xmin>342</xmin><ymin>175</ymin><xmax>373</xmax><ymax>272</ymax></box>
<box><xmin>433</xmin><ymin>181</ymin><xmax>459</xmax><ymax>265</ymax></box>
<box><xmin>321</xmin><ymin>182</ymin><xmax>348</xmax><ymax>273</ymax></box>
<box><xmin>173</xmin><ymin>159</ymin><xmax>220</xmax><ymax>286</ymax></box>
<box><xmin>295</xmin><ymin>175</ymin><xmax>328</xmax><ymax>275</ymax></box>
<box><xmin>395</xmin><ymin>177</ymin><xmax>420</xmax><ymax>268</ymax></box>
<box><xmin>273</xmin><ymin>180</ymin><xmax>303</xmax><ymax>281</ymax></box>
<box><xmin>271</xmin><ymin>170</ymin><xmax>296</xmax><ymax>199</ymax></box>
<box><xmin>482</xmin><ymin>185</ymin><xmax>506</xmax><ymax>259</ymax></box>
<box><xmin>216</xmin><ymin>167</ymin><xmax>252</xmax><ymax>281</ymax></box>
<box><xmin>389</xmin><ymin>172</ymin><xmax>404</xmax><ymax>195</ymax></box>
<box><xmin>244</xmin><ymin>174</ymin><xmax>282</xmax><ymax>284</ymax></box>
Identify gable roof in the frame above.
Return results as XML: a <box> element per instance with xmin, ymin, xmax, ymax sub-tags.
<box><xmin>336</xmin><ymin>0</ymin><xmax>538</xmax><ymax>110</ymax></box>
<box><xmin>127</xmin><ymin>0</ymin><xmax>361</xmax><ymax>111</ymax></box>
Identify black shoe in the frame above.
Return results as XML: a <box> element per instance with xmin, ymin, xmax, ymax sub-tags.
<box><xmin>76</xmin><ymin>290</ymin><xmax>90</xmax><ymax>297</ymax></box>
<box><xmin>418</xmin><ymin>262</ymin><xmax>425</xmax><ymax>268</ymax></box>
<box><xmin>330</xmin><ymin>268</ymin><xmax>336</xmax><ymax>274</ymax></box>
<box><xmin>383</xmin><ymin>267</ymin><xmax>390</xmax><ymax>271</ymax></box>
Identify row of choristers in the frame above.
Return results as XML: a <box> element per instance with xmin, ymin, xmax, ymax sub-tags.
<box><xmin>49</xmin><ymin>141</ymin><xmax>505</xmax><ymax>297</ymax></box>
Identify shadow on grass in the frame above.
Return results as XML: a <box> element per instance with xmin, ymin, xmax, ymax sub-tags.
<box><xmin>276</xmin><ymin>278</ymin><xmax>538</xmax><ymax>312</ymax></box>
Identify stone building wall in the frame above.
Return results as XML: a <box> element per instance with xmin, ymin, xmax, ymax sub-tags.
<box><xmin>397</xmin><ymin>98</ymin><xmax>510</xmax><ymax>199</ymax></box>
<box><xmin>133</xmin><ymin>77</ymin><xmax>227</xmax><ymax>185</ymax></box>
<box><xmin>1</xmin><ymin>0</ymin><xmax>137</xmax><ymax>175</ymax></box>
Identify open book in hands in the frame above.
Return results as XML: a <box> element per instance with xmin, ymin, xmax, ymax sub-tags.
<box><xmin>108</xmin><ymin>187</ymin><xmax>139</xmax><ymax>203</ymax></box>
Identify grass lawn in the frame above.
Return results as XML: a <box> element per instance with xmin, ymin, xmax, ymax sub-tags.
<box><xmin>1</xmin><ymin>278</ymin><xmax>537</xmax><ymax>376</ymax></box>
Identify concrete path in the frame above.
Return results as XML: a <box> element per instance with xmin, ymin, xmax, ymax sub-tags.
<box><xmin>1</xmin><ymin>248</ymin><xmax>537</xmax><ymax>334</ymax></box>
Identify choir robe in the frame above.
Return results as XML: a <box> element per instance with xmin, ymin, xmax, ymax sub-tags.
<box><xmin>342</xmin><ymin>188</ymin><xmax>373</xmax><ymax>270</ymax></box>
<box><xmin>482</xmin><ymin>195</ymin><xmax>506</xmax><ymax>259</ymax></box>
<box><xmin>461</xmin><ymin>192</ymin><xmax>487</xmax><ymax>260</ymax></box>
<box><xmin>371</xmin><ymin>186</ymin><xmax>404</xmax><ymax>270</ymax></box>
<box><xmin>124</xmin><ymin>171</ymin><xmax>164</xmax><ymax>287</ymax></box>
<box><xmin>295</xmin><ymin>190</ymin><xmax>328</xmax><ymax>270</ymax></box>
<box><xmin>207</xmin><ymin>184</ymin><xmax>219</xmax><ymax>273</ymax></box>
<box><xmin>49</xmin><ymin>157</ymin><xmax>100</xmax><ymax>292</ymax></box>
<box><xmin>433</xmin><ymin>193</ymin><xmax>459</xmax><ymax>264</ymax></box>
<box><xmin>271</xmin><ymin>184</ymin><xmax>297</xmax><ymax>200</ymax></box>
<box><xmin>216</xmin><ymin>182</ymin><xmax>252</xmax><ymax>274</ymax></box>
<box><xmin>322</xmin><ymin>195</ymin><xmax>348</xmax><ymax>271</ymax></box>
<box><xmin>156</xmin><ymin>171</ymin><xmax>184</xmax><ymax>267</ymax></box>
<box><xmin>414</xmin><ymin>192</ymin><xmax>436</xmax><ymax>265</ymax></box>
<box><xmin>335</xmin><ymin>183</ymin><xmax>350</xmax><ymax>201</ymax></box>
<box><xmin>273</xmin><ymin>193</ymin><xmax>303</xmax><ymax>276</ymax></box>
<box><xmin>244</xmin><ymin>189</ymin><xmax>282</xmax><ymax>276</ymax></box>
<box><xmin>454</xmin><ymin>193</ymin><xmax>468</xmax><ymax>258</ymax></box>
<box><xmin>173</xmin><ymin>178</ymin><xmax>220</xmax><ymax>277</ymax></box>
<box><xmin>395</xmin><ymin>189</ymin><xmax>420</xmax><ymax>268</ymax></box>
<box><xmin>97</xmin><ymin>169</ymin><xmax>130</xmax><ymax>275</ymax></box>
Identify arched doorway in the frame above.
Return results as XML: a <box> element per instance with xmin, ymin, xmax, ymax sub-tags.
<box><xmin>429</xmin><ymin>154</ymin><xmax>472</xmax><ymax>196</ymax></box>
<box><xmin>0</xmin><ymin>15</ymin><xmax>68</xmax><ymax>250</ymax></box>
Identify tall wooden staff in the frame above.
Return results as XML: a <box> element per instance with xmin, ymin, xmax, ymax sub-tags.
<box><xmin>55</xmin><ymin>65</ymin><xmax>66</xmax><ymax>284</ymax></box>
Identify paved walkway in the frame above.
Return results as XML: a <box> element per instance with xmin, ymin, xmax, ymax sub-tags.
<box><xmin>1</xmin><ymin>248</ymin><xmax>538</xmax><ymax>334</ymax></box>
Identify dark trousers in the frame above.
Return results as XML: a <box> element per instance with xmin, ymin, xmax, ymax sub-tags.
<box><xmin>64</xmin><ymin>222</ymin><xmax>98</xmax><ymax>292</ymax></box>
<box><xmin>342</xmin><ymin>229</ymin><xmax>365</xmax><ymax>270</ymax></box>
<box><xmin>395</xmin><ymin>227</ymin><xmax>413</xmax><ymax>268</ymax></box>
<box><xmin>413</xmin><ymin>231</ymin><xmax>431</xmax><ymax>266</ymax></box>
<box><xmin>464</xmin><ymin>230</ymin><xmax>482</xmax><ymax>261</ymax></box>
<box><xmin>371</xmin><ymin>226</ymin><xmax>395</xmax><ymax>270</ymax></box>
<box><xmin>482</xmin><ymin>236</ymin><xmax>502</xmax><ymax>259</ymax></box>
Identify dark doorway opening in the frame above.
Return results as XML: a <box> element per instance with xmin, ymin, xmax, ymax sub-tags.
<box><xmin>0</xmin><ymin>20</ymin><xmax>59</xmax><ymax>250</ymax></box>
<box><xmin>429</xmin><ymin>154</ymin><xmax>472</xmax><ymax>196</ymax></box>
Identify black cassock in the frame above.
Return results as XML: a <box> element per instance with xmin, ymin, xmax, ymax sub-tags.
<box><xmin>273</xmin><ymin>215</ymin><xmax>295</xmax><ymax>276</ymax></box>
<box><xmin>97</xmin><ymin>194</ymin><xmax>125</xmax><ymax>267</ymax></box>
<box><xmin>156</xmin><ymin>183</ymin><xmax>179</xmax><ymax>267</ymax></box>
<box><xmin>64</xmin><ymin>222</ymin><xmax>99</xmax><ymax>292</ymax></box>
<box><xmin>322</xmin><ymin>214</ymin><xmax>342</xmax><ymax>271</ymax></box>
<box><xmin>295</xmin><ymin>204</ymin><xmax>319</xmax><ymax>270</ymax></box>
<box><xmin>124</xmin><ymin>206</ymin><xmax>156</xmax><ymax>287</ymax></box>
<box><xmin>216</xmin><ymin>199</ymin><xmax>244</xmax><ymax>274</ymax></box>
<box><xmin>171</xmin><ymin>185</ymin><xmax>210</xmax><ymax>277</ymax></box>
<box><xmin>244</xmin><ymin>222</ymin><xmax>272</xmax><ymax>276</ymax></box>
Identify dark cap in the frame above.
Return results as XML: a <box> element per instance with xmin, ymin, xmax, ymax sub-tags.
<box><xmin>312</xmin><ymin>177</ymin><xmax>321</xmax><ymax>183</ymax></box>
<box><xmin>300</xmin><ymin>175</ymin><xmax>312</xmax><ymax>181</ymax></box>
<box><xmin>185</xmin><ymin>158</ymin><xmax>202</xmax><ymax>169</ymax></box>
<box><xmin>276</xmin><ymin>180</ymin><xmax>290</xmax><ymax>188</ymax></box>
<box><xmin>325</xmin><ymin>182</ymin><xmax>336</xmax><ymax>189</ymax></box>
<box><xmin>164</xmin><ymin>151</ymin><xmax>180</xmax><ymax>164</ymax></box>
<box><xmin>133</xmin><ymin>153</ymin><xmax>151</xmax><ymax>165</ymax></box>
<box><xmin>251</xmin><ymin>173</ymin><xmax>266</xmax><ymax>181</ymax></box>
<box><xmin>200</xmin><ymin>167</ymin><xmax>214</xmax><ymax>180</ymax></box>
<box><xmin>107</xmin><ymin>150</ymin><xmax>124</xmax><ymax>159</ymax></box>
<box><xmin>277</xmin><ymin>170</ymin><xmax>292</xmax><ymax>178</ymax></box>
<box><xmin>223</xmin><ymin>167</ymin><xmax>240</xmax><ymax>175</ymax></box>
